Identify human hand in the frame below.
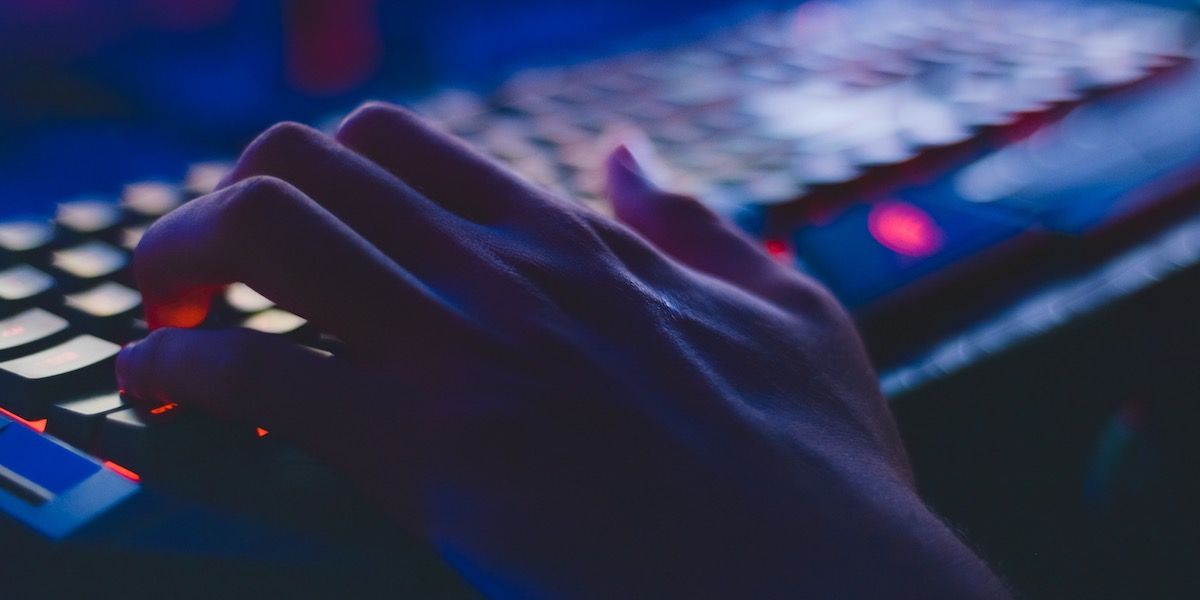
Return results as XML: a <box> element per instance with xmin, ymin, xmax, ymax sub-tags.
<box><xmin>117</xmin><ymin>103</ymin><xmax>1007</xmax><ymax>599</ymax></box>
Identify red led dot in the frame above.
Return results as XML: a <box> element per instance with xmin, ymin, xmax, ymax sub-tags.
<box><xmin>867</xmin><ymin>201</ymin><xmax>944</xmax><ymax>258</ymax></box>
<box><xmin>764</xmin><ymin>239</ymin><xmax>788</xmax><ymax>258</ymax></box>
<box><xmin>104</xmin><ymin>461</ymin><xmax>141</xmax><ymax>482</ymax></box>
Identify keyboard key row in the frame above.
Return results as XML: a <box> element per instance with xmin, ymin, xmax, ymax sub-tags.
<box><xmin>51</xmin><ymin>241</ymin><xmax>129</xmax><ymax>288</ymax></box>
<box><xmin>0</xmin><ymin>264</ymin><xmax>57</xmax><ymax>311</ymax></box>
<box><xmin>46</xmin><ymin>392</ymin><xmax>260</xmax><ymax>475</ymax></box>
<box><xmin>0</xmin><ymin>335</ymin><xmax>121</xmax><ymax>420</ymax></box>
<box><xmin>0</xmin><ymin>308</ymin><xmax>70</xmax><ymax>360</ymax></box>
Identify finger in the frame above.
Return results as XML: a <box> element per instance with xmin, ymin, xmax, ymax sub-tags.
<box><xmin>136</xmin><ymin>175</ymin><xmax>464</xmax><ymax>349</ymax></box>
<box><xmin>217</xmin><ymin>121</ymin><xmax>485</xmax><ymax>273</ymax></box>
<box><xmin>335</xmin><ymin>102</ymin><xmax>558</xmax><ymax>223</ymax></box>
<box><xmin>605</xmin><ymin>144</ymin><xmax>796</xmax><ymax>301</ymax></box>
<box><xmin>115</xmin><ymin>328</ymin><xmax>392</xmax><ymax>455</ymax></box>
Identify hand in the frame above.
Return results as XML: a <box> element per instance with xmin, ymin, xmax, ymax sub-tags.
<box><xmin>117</xmin><ymin>103</ymin><xmax>1007</xmax><ymax>599</ymax></box>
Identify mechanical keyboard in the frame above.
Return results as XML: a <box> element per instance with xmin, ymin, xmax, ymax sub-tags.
<box><xmin>0</xmin><ymin>0</ymin><xmax>1198</xmax><ymax>593</ymax></box>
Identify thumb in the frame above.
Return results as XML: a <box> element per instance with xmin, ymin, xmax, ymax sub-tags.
<box><xmin>605</xmin><ymin>142</ymin><xmax>792</xmax><ymax>302</ymax></box>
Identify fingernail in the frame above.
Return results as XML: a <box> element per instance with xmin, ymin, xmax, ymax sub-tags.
<box><xmin>610</xmin><ymin>135</ymin><xmax>669</xmax><ymax>190</ymax></box>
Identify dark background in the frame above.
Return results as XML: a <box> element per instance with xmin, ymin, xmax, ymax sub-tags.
<box><xmin>0</xmin><ymin>0</ymin><xmax>770</xmax><ymax>216</ymax></box>
<box><xmin>3</xmin><ymin>1</ymin><xmax>1200</xmax><ymax>598</ymax></box>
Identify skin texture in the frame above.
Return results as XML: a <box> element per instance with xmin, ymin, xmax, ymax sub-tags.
<box><xmin>116</xmin><ymin>103</ymin><xmax>1010</xmax><ymax>599</ymax></box>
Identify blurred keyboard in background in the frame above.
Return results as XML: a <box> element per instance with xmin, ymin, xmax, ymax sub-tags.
<box><xmin>406</xmin><ymin>0</ymin><xmax>1198</xmax><ymax>362</ymax></box>
<box><xmin>417</xmin><ymin>0</ymin><xmax>1191</xmax><ymax>208</ymax></box>
<box><xmin>0</xmin><ymin>0</ymin><xmax>1198</xmax><ymax>545</ymax></box>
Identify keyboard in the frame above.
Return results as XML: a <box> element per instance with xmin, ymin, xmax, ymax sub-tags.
<box><xmin>0</xmin><ymin>171</ymin><xmax>275</xmax><ymax>531</ymax></box>
<box><xmin>406</xmin><ymin>0</ymin><xmax>1197</xmax><ymax>362</ymax></box>
<box><xmin>0</xmin><ymin>0</ymin><xmax>1197</xmax><ymax>592</ymax></box>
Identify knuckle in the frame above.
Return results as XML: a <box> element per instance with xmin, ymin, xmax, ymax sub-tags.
<box><xmin>221</xmin><ymin>121</ymin><xmax>324</xmax><ymax>193</ymax></box>
<box><xmin>251</xmin><ymin>121</ymin><xmax>322</xmax><ymax>154</ymax></box>
<box><xmin>336</xmin><ymin>101</ymin><xmax>405</xmax><ymax>139</ymax></box>
<box><xmin>216</xmin><ymin>175</ymin><xmax>298</xmax><ymax>239</ymax></box>
<box><xmin>781</xmin><ymin>274</ymin><xmax>851</xmax><ymax>323</ymax></box>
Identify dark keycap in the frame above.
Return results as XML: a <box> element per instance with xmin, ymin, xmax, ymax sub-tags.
<box><xmin>0</xmin><ymin>335</ymin><xmax>121</xmax><ymax>419</ymax></box>
<box><xmin>0</xmin><ymin>264</ymin><xmax>56</xmax><ymax>314</ymax></box>
<box><xmin>0</xmin><ymin>308</ymin><xmax>70</xmax><ymax>360</ymax></box>
<box><xmin>97</xmin><ymin>406</ymin><xmax>174</xmax><ymax>473</ymax></box>
<box><xmin>46</xmin><ymin>393</ymin><xmax>126</xmax><ymax>451</ymax></box>
<box><xmin>50</xmin><ymin>241</ymin><xmax>128</xmax><ymax>288</ymax></box>
<box><xmin>0</xmin><ymin>220</ymin><xmax>56</xmax><ymax>264</ymax></box>
<box><xmin>121</xmin><ymin>181</ymin><xmax>184</xmax><ymax>219</ymax></box>
<box><xmin>129</xmin><ymin>318</ymin><xmax>149</xmax><ymax>341</ymax></box>
<box><xmin>55</xmin><ymin>199</ymin><xmax>123</xmax><ymax>237</ymax></box>
<box><xmin>63</xmin><ymin>282</ymin><xmax>142</xmax><ymax>342</ymax></box>
<box><xmin>98</xmin><ymin>403</ymin><xmax>256</xmax><ymax>475</ymax></box>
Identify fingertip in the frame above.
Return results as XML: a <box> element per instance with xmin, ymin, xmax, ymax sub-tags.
<box><xmin>336</xmin><ymin>101</ymin><xmax>409</xmax><ymax>140</ymax></box>
<box><xmin>606</xmin><ymin>143</ymin><xmax>638</xmax><ymax>174</ymax></box>
<box><xmin>605</xmin><ymin>146</ymin><xmax>656</xmax><ymax>209</ymax></box>
<box><xmin>115</xmin><ymin>331</ymin><xmax>168</xmax><ymax>404</ymax></box>
<box><xmin>115</xmin><ymin>338</ymin><xmax>139</xmax><ymax>394</ymax></box>
<box><xmin>144</xmin><ymin>287</ymin><xmax>218</xmax><ymax>330</ymax></box>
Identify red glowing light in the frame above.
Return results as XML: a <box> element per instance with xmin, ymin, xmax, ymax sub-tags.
<box><xmin>104</xmin><ymin>461</ymin><xmax>141</xmax><ymax>482</ymax></box>
<box><xmin>256</xmin><ymin>427</ymin><xmax>269</xmax><ymax>438</ymax></box>
<box><xmin>149</xmin><ymin>286</ymin><xmax>220</xmax><ymax>330</ymax></box>
<box><xmin>866</xmin><ymin>201</ymin><xmax>944</xmax><ymax>258</ymax></box>
<box><xmin>764</xmin><ymin>239</ymin><xmax>789</xmax><ymax>261</ymax></box>
<box><xmin>149</xmin><ymin>402</ymin><xmax>179</xmax><ymax>415</ymax></box>
<box><xmin>0</xmin><ymin>406</ymin><xmax>47</xmax><ymax>432</ymax></box>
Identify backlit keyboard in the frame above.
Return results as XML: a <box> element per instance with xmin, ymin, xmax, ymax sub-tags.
<box><xmin>0</xmin><ymin>0</ymin><xmax>1197</xmax><ymax>545</ymax></box>
<box><xmin>405</xmin><ymin>0</ymin><xmax>1197</xmax><ymax>360</ymax></box>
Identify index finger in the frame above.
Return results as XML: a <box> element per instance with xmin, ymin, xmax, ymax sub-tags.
<box><xmin>135</xmin><ymin>175</ymin><xmax>467</xmax><ymax>350</ymax></box>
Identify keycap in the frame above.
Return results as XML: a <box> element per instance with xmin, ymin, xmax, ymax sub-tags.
<box><xmin>242</xmin><ymin>308</ymin><xmax>307</xmax><ymax>335</ymax></box>
<box><xmin>46</xmin><ymin>393</ymin><xmax>126</xmax><ymax>451</ymax></box>
<box><xmin>55</xmin><ymin>198</ymin><xmax>123</xmax><ymax>237</ymax></box>
<box><xmin>0</xmin><ymin>264</ymin><xmax>56</xmax><ymax>313</ymax></box>
<box><xmin>50</xmin><ymin>241</ymin><xmax>128</xmax><ymax>287</ymax></box>
<box><xmin>225</xmin><ymin>282</ymin><xmax>274</xmax><ymax>313</ymax></box>
<box><xmin>0</xmin><ymin>335</ymin><xmax>121</xmax><ymax>419</ymax></box>
<box><xmin>184</xmin><ymin>161</ymin><xmax>233</xmax><ymax>197</ymax></box>
<box><xmin>0</xmin><ymin>220</ymin><xmax>56</xmax><ymax>263</ymax></box>
<box><xmin>63</xmin><ymin>282</ymin><xmax>142</xmax><ymax>341</ymax></box>
<box><xmin>98</xmin><ymin>403</ymin><xmax>255</xmax><ymax>475</ymax></box>
<box><xmin>119</xmin><ymin>225</ymin><xmax>146</xmax><ymax>251</ymax></box>
<box><xmin>794</xmin><ymin>152</ymin><xmax>861</xmax><ymax>186</ymax></box>
<box><xmin>0</xmin><ymin>308</ymin><xmax>70</xmax><ymax>360</ymax></box>
<box><xmin>97</xmin><ymin>407</ymin><xmax>165</xmax><ymax>473</ymax></box>
<box><xmin>121</xmin><ymin>181</ymin><xmax>184</xmax><ymax>219</ymax></box>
